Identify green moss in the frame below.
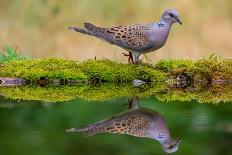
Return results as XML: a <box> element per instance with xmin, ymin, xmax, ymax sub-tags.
<box><xmin>155</xmin><ymin>59</ymin><xmax>194</xmax><ymax>73</ymax></box>
<box><xmin>194</xmin><ymin>55</ymin><xmax>232</xmax><ymax>80</ymax></box>
<box><xmin>0</xmin><ymin>84</ymin><xmax>141</xmax><ymax>102</ymax></box>
<box><xmin>0</xmin><ymin>58</ymin><xmax>86</xmax><ymax>81</ymax></box>
<box><xmin>0</xmin><ymin>55</ymin><xmax>232</xmax><ymax>104</ymax></box>
<box><xmin>79</xmin><ymin>59</ymin><xmax>165</xmax><ymax>82</ymax></box>
<box><xmin>155</xmin><ymin>55</ymin><xmax>232</xmax><ymax>82</ymax></box>
<box><xmin>0</xmin><ymin>83</ymin><xmax>231</xmax><ymax>104</ymax></box>
<box><xmin>1</xmin><ymin>56</ymin><xmax>231</xmax><ymax>83</ymax></box>
<box><xmin>77</xmin><ymin>84</ymin><xmax>137</xmax><ymax>100</ymax></box>
<box><xmin>0</xmin><ymin>85</ymin><xmax>86</xmax><ymax>102</ymax></box>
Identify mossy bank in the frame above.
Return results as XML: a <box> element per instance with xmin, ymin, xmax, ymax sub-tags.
<box><xmin>1</xmin><ymin>55</ymin><xmax>232</xmax><ymax>84</ymax></box>
<box><xmin>0</xmin><ymin>55</ymin><xmax>232</xmax><ymax>103</ymax></box>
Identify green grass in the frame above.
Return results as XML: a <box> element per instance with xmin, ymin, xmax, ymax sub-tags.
<box><xmin>0</xmin><ymin>47</ymin><xmax>28</xmax><ymax>62</ymax></box>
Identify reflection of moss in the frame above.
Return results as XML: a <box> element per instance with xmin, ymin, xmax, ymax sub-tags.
<box><xmin>0</xmin><ymin>84</ymin><xmax>139</xmax><ymax>102</ymax></box>
<box><xmin>0</xmin><ymin>83</ymin><xmax>231</xmax><ymax>103</ymax></box>
<box><xmin>196</xmin><ymin>83</ymin><xmax>232</xmax><ymax>103</ymax></box>
<box><xmin>0</xmin><ymin>85</ymin><xmax>86</xmax><ymax>102</ymax></box>
<box><xmin>78</xmin><ymin>84</ymin><xmax>137</xmax><ymax>100</ymax></box>
<box><xmin>154</xmin><ymin>83</ymin><xmax>232</xmax><ymax>104</ymax></box>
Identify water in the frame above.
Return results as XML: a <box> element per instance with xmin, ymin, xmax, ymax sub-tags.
<box><xmin>0</xmin><ymin>86</ymin><xmax>232</xmax><ymax>155</ymax></box>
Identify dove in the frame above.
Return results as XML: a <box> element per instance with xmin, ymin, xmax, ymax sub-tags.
<box><xmin>66</xmin><ymin>97</ymin><xmax>181</xmax><ymax>153</ymax></box>
<box><xmin>68</xmin><ymin>9</ymin><xmax>182</xmax><ymax>64</ymax></box>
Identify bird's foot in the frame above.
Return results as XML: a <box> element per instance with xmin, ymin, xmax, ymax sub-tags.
<box><xmin>123</xmin><ymin>97</ymin><xmax>134</xmax><ymax>109</ymax></box>
<box><xmin>134</xmin><ymin>59</ymin><xmax>142</xmax><ymax>64</ymax></box>
<box><xmin>122</xmin><ymin>52</ymin><xmax>135</xmax><ymax>64</ymax></box>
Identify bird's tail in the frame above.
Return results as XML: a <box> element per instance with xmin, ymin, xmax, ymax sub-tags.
<box><xmin>67</xmin><ymin>26</ymin><xmax>93</xmax><ymax>35</ymax></box>
<box><xmin>68</xmin><ymin>23</ymin><xmax>110</xmax><ymax>43</ymax></box>
<box><xmin>66</xmin><ymin>124</ymin><xmax>104</xmax><ymax>137</ymax></box>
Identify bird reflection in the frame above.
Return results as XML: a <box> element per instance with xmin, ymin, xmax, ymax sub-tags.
<box><xmin>66</xmin><ymin>96</ymin><xmax>180</xmax><ymax>153</ymax></box>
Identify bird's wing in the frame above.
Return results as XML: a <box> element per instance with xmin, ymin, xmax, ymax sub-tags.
<box><xmin>66</xmin><ymin>110</ymin><xmax>152</xmax><ymax>137</ymax></box>
<box><xmin>84</xmin><ymin>23</ymin><xmax>154</xmax><ymax>51</ymax></box>
<box><xmin>91</xmin><ymin>110</ymin><xmax>152</xmax><ymax>137</ymax></box>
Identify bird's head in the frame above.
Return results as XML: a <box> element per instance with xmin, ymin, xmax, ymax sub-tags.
<box><xmin>162</xmin><ymin>139</ymin><xmax>181</xmax><ymax>153</ymax></box>
<box><xmin>161</xmin><ymin>9</ymin><xmax>182</xmax><ymax>25</ymax></box>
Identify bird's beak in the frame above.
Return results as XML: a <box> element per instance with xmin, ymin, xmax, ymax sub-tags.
<box><xmin>177</xmin><ymin>18</ymin><xmax>182</xmax><ymax>25</ymax></box>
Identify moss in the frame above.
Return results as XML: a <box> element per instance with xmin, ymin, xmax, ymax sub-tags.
<box><xmin>0</xmin><ymin>84</ymin><xmax>140</xmax><ymax>102</ymax></box>
<box><xmin>77</xmin><ymin>84</ymin><xmax>138</xmax><ymax>100</ymax></box>
<box><xmin>1</xmin><ymin>56</ymin><xmax>231</xmax><ymax>83</ymax></box>
<box><xmin>0</xmin><ymin>56</ymin><xmax>232</xmax><ymax>104</ymax></box>
<box><xmin>0</xmin><ymin>58</ymin><xmax>86</xmax><ymax>81</ymax></box>
<box><xmin>153</xmin><ymin>83</ymin><xmax>232</xmax><ymax>104</ymax></box>
<box><xmin>78</xmin><ymin>59</ymin><xmax>165</xmax><ymax>82</ymax></box>
<box><xmin>194</xmin><ymin>55</ymin><xmax>232</xmax><ymax>81</ymax></box>
<box><xmin>155</xmin><ymin>55</ymin><xmax>232</xmax><ymax>82</ymax></box>
<box><xmin>155</xmin><ymin>59</ymin><xmax>194</xmax><ymax>74</ymax></box>
<box><xmin>0</xmin><ymin>82</ymin><xmax>231</xmax><ymax>104</ymax></box>
<box><xmin>0</xmin><ymin>85</ymin><xmax>87</xmax><ymax>102</ymax></box>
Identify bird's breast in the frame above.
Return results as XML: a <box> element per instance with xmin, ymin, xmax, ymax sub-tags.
<box><xmin>146</xmin><ymin>27</ymin><xmax>170</xmax><ymax>52</ymax></box>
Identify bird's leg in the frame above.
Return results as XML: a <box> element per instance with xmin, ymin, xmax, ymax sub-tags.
<box><xmin>122</xmin><ymin>52</ymin><xmax>135</xmax><ymax>64</ymax></box>
<box><xmin>129</xmin><ymin>52</ymin><xmax>134</xmax><ymax>64</ymax></box>
<box><xmin>126</xmin><ymin>96</ymin><xmax>141</xmax><ymax>109</ymax></box>
<box><xmin>133</xmin><ymin>96</ymin><xmax>141</xmax><ymax>109</ymax></box>
<box><xmin>133</xmin><ymin>53</ymin><xmax>141</xmax><ymax>64</ymax></box>
<box><xmin>128</xmin><ymin>97</ymin><xmax>134</xmax><ymax>109</ymax></box>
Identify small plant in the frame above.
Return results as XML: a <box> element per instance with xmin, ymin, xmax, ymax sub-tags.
<box><xmin>0</xmin><ymin>47</ymin><xmax>28</xmax><ymax>62</ymax></box>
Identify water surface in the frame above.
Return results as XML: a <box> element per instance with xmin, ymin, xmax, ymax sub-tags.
<box><xmin>0</xmin><ymin>91</ymin><xmax>232</xmax><ymax>155</ymax></box>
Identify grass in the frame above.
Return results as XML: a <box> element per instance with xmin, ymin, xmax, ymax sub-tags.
<box><xmin>0</xmin><ymin>47</ymin><xmax>28</xmax><ymax>62</ymax></box>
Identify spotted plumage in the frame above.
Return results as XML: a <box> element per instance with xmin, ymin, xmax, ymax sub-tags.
<box><xmin>72</xmin><ymin>109</ymin><xmax>154</xmax><ymax>137</ymax></box>
<box><xmin>66</xmin><ymin>97</ymin><xmax>181</xmax><ymax>153</ymax></box>
<box><xmin>68</xmin><ymin>9</ymin><xmax>182</xmax><ymax>64</ymax></box>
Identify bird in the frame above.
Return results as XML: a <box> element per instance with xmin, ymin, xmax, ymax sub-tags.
<box><xmin>66</xmin><ymin>97</ymin><xmax>181</xmax><ymax>153</ymax></box>
<box><xmin>68</xmin><ymin>9</ymin><xmax>182</xmax><ymax>64</ymax></box>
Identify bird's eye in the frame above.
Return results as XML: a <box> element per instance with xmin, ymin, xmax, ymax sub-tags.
<box><xmin>169</xmin><ymin>13</ymin><xmax>174</xmax><ymax>18</ymax></box>
<box><xmin>168</xmin><ymin>145</ymin><xmax>174</xmax><ymax>149</ymax></box>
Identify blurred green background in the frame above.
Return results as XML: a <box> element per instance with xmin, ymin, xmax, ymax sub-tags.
<box><xmin>0</xmin><ymin>0</ymin><xmax>232</xmax><ymax>62</ymax></box>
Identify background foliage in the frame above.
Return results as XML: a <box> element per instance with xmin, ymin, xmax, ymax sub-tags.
<box><xmin>0</xmin><ymin>0</ymin><xmax>232</xmax><ymax>61</ymax></box>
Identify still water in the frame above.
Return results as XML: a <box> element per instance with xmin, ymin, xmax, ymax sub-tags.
<box><xmin>0</xmin><ymin>87</ymin><xmax>232</xmax><ymax>155</ymax></box>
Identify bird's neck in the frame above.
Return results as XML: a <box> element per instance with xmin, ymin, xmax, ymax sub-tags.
<box><xmin>155</xmin><ymin>134</ymin><xmax>171</xmax><ymax>144</ymax></box>
<box><xmin>159</xmin><ymin>19</ymin><xmax>173</xmax><ymax>28</ymax></box>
